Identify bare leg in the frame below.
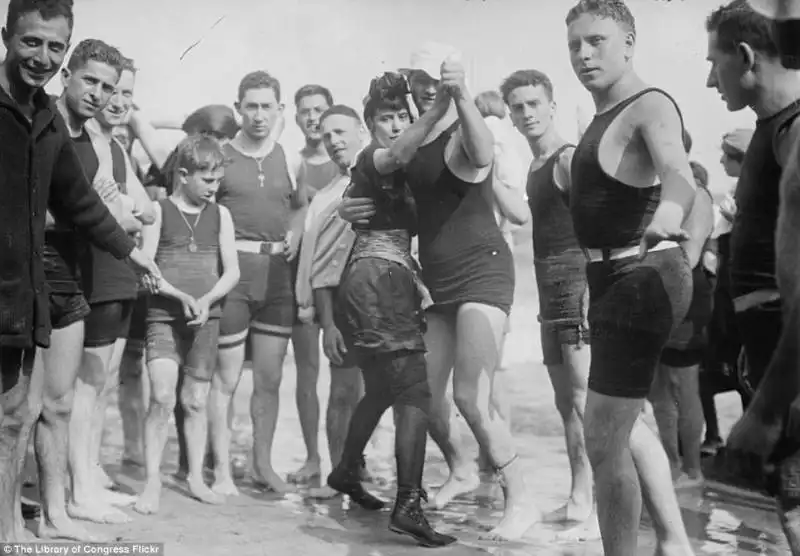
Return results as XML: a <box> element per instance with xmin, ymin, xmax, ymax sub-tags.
<box><xmin>181</xmin><ymin>376</ymin><xmax>222</xmax><ymax>505</ymax></box>
<box><xmin>35</xmin><ymin>323</ymin><xmax>100</xmax><ymax>541</ymax></box>
<box><xmin>443</xmin><ymin>303</ymin><xmax>539</xmax><ymax>541</ymax></box>
<box><xmin>478</xmin><ymin>327</ymin><xmax>512</xmax><ymax>474</ymax></box>
<box><xmin>633</xmin><ymin>417</ymin><xmax>693</xmax><ymax>555</ymax></box>
<box><xmin>584</xmin><ymin>393</ymin><xmax>643</xmax><ymax>555</ymax></box>
<box><xmin>1</xmin><ymin>348</ymin><xmax>42</xmax><ymax>541</ymax></box>
<box><xmin>287</xmin><ymin>323</ymin><xmax>322</xmax><ymax>484</ymax></box>
<box><xmin>587</xmin><ymin>390</ymin><xmax>692</xmax><ymax>556</ymax></box>
<box><xmin>308</xmin><ymin>366</ymin><xmax>362</xmax><ymax>499</ymax></box>
<box><xmin>649</xmin><ymin>363</ymin><xmax>682</xmax><ymax>479</ymax></box>
<box><xmin>89</xmin><ymin>338</ymin><xmax>128</xmax><ymax>495</ymax></box>
<box><xmin>675</xmin><ymin>364</ymin><xmax>704</xmax><ymax>486</ymax></box>
<box><xmin>426</xmin><ymin>312</ymin><xmax>479</xmax><ymax>509</ymax></box>
<box><xmin>209</xmin><ymin>336</ymin><xmax>246</xmax><ymax>496</ymax></box>
<box><xmin>67</xmin><ymin>344</ymin><xmax>130</xmax><ymax>524</ymax></box>
<box><xmin>249</xmin><ymin>332</ymin><xmax>295</xmax><ymax>493</ymax></box>
<box><xmin>134</xmin><ymin>358</ymin><xmax>179</xmax><ymax>515</ymax></box>
<box><xmin>544</xmin><ymin>343</ymin><xmax>593</xmax><ymax>523</ymax></box>
<box><xmin>119</xmin><ymin>345</ymin><xmax>146</xmax><ymax>467</ymax></box>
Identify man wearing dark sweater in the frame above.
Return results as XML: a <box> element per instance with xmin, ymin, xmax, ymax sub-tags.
<box><xmin>0</xmin><ymin>0</ymin><xmax>159</xmax><ymax>542</ymax></box>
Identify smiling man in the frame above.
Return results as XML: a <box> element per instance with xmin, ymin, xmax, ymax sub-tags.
<box><xmin>0</xmin><ymin>0</ymin><xmax>159</xmax><ymax>542</ymax></box>
<box><xmin>68</xmin><ymin>53</ymin><xmax>157</xmax><ymax>525</ymax></box>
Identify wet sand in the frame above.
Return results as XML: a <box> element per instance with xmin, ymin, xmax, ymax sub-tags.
<box><xmin>27</xmin><ymin>228</ymin><xmax>786</xmax><ymax>555</ymax></box>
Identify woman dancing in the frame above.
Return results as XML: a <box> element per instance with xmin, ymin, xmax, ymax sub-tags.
<box><xmin>325</xmin><ymin>72</ymin><xmax>455</xmax><ymax>547</ymax></box>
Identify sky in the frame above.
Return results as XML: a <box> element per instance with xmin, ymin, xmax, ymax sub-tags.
<box><xmin>1</xmin><ymin>0</ymin><xmax>757</xmax><ymax>196</ymax></box>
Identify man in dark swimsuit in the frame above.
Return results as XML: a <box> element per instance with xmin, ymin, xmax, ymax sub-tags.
<box><xmin>565</xmin><ymin>1</ymin><xmax>698</xmax><ymax>554</ymax></box>
<box><xmin>500</xmin><ymin>69</ymin><xmax>594</xmax><ymax>531</ymax></box>
<box><xmin>708</xmin><ymin>1</ymin><xmax>800</xmax><ymax>552</ymax></box>
<box><xmin>38</xmin><ymin>38</ymin><xmax>136</xmax><ymax>539</ymax></box>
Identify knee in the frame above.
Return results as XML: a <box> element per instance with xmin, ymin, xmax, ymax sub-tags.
<box><xmin>584</xmin><ymin>419</ymin><xmax>618</xmax><ymax>468</ymax></box>
<box><xmin>150</xmin><ymin>382</ymin><xmax>177</xmax><ymax>413</ymax></box>
<box><xmin>42</xmin><ymin>389</ymin><xmax>75</xmax><ymax>421</ymax></box>
<box><xmin>253</xmin><ymin>369</ymin><xmax>282</xmax><ymax>395</ymax></box>
<box><xmin>329</xmin><ymin>381</ymin><xmax>359</xmax><ymax>410</ymax></box>
<box><xmin>180</xmin><ymin>382</ymin><xmax>210</xmax><ymax>415</ymax></box>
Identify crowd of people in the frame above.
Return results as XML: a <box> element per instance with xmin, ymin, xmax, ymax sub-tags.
<box><xmin>2</xmin><ymin>0</ymin><xmax>800</xmax><ymax>554</ymax></box>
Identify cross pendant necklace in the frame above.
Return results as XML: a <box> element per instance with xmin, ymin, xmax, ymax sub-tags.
<box><xmin>255</xmin><ymin>155</ymin><xmax>267</xmax><ymax>188</ymax></box>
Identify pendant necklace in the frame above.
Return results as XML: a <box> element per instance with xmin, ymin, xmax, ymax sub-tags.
<box><xmin>174</xmin><ymin>202</ymin><xmax>204</xmax><ymax>253</ymax></box>
<box><xmin>255</xmin><ymin>154</ymin><xmax>268</xmax><ymax>188</ymax></box>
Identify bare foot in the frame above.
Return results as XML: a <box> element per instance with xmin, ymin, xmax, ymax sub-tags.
<box><xmin>552</xmin><ymin>514</ymin><xmax>601</xmax><ymax>542</ymax></box>
<box><xmin>431</xmin><ymin>471</ymin><xmax>480</xmax><ymax>510</ymax></box>
<box><xmin>93</xmin><ymin>464</ymin><xmax>114</xmax><ymax>489</ymax></box>
<box><xmin>252</xmin><ymin>470</ymin><xmax>297</xmax><ymax>494</ymax></box>
<box><xmin>673</xmin><ymin>473</ymin><xmax>704</xmax><ymax>490</ymax></box>
<box><xmin>211</xmin><ymin>477</ymin><xmax>240</xmax><ymax>497</ymax></box>
<box><xmin>543</xmin><ymin>499</ymin><xmax>594</xmax><ymax>524</ymax></box>
<box><xmin>481</xmin><ymin>489</ymin><xmax>543</xmax><ymax>543</ymax></box>
<box><xmin>287</xmin><ymin>459</ymin><xmax>321</xmax><ymax>484</ymax></box>
<box><xmin>187</xmin><ymin>476</ymin><xmax>224</xmax><ymax>505</ymax></box>
<box><xmin>133</xmin><ymin>481</ymin><xmax>162</xmax><ymax>515</ymax></box>
<box><xmin>100</xmin><ymin>488</ymin><xmax>137</xmax><ymax>508</ymax></box>
<box><xmin>67</xmin><ymin>501</ymin><xmax>132</xmax><ymax>524</ymax></box>
<box><xmin>307</xmin><ymin>486</ymin><xmax>342</xmax><ymax>499</ymax></box>
<box><xmin>38</xmin><ymin>515</ymin><xmax>105</xmax><ymax>542</ymax></box>
<box><xmin>654</xmin><ymin>540</ymin><xmax>695</xmax><ymax>556</ymax></box>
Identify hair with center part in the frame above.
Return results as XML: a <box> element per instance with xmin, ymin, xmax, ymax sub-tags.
<box><xmin>320</xmin><ymin>104</ymin><xmax>361</xmax><ymax>126</ymax></box>
<box><xmin>475</xmin><ymin>91</ymin><xmax>506</xmax><ymax>119</ymax></box>
<box><xmin>294</xmin><ymin>84</ymin><xmax>334</xmax><ymax>107</ymax></box>
<box><xmin>499</xmin><ymin>69</ymin><xmax>554</xmax><ymax>105</ymax></box>
<box><xmin>66</xmin><ymin>38</ymin><xmax>123</xmax><ymax>74</ymax></box>
<box><xmin>565</xmin><ymin>0</ymin><xmax>636</xmax><ymax>36</ymax></box>
<box><xmin>6</xmin><ymin>0</ymin><xmax>73</xmax><ymax>34</ymax></box>
<box><xmin>175</xmin><ymin>134</ymin><xmax>228</xmax><ymax>175</ymax></box>
<box><xmin>237</xmin><ymin>70</ymin><xmax>281</xmax><ymax>102</ymax></box>
<box><xmin>706</xmin><ymin>0</ymin><xmax>779</xmax><ymax>58</ymax></box>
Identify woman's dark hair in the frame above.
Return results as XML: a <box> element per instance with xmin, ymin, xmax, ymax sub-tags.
<box><xmin>182</xmin><ymin>104</ymin><xmax>239</xmax><ymax>140</ymax></box>
<box><xmin>363</xmin><ymin>72</ymin><xmax>412</xmax><ymax>123</ymax></box>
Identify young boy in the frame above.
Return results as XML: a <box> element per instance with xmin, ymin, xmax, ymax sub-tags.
<box><xmin>133</xmin><ymin>135</ymin><xmax>240</xmax><ymax>514</ymax></box>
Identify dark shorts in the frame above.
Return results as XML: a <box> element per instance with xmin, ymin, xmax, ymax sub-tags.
<box><xmin>84</xmin><ymin>299</ymin><xmax>135</xmax><ymax>348</ymax></box>
<box><xmin>586</xmin><ymin>247</ymin><xmax>692</xmax><ymax>399</ymax></box>
<box><xmin>540</xmin><ymin>320</ymin><xmax>590</xmax><ymax>366</ymax></box>
<box><xmin>337</xmin><ymin>257</ymin><xmax>426</xmax><ymax>357</ymax></box>
<box><xmin>534</xmin><ymin>253</ymin><xmax>588</xmax><ymax>325</ymax></box>
<box><xmin>49</xmin><ymin>292</ymin><xmax>91</xmax><ymax>330</ymax></box>
<box><xmin>661</xmin><ymin>265</ymin><xmax>716</xmax><ymax>367</ymax></box>
<box><xmin>219</xmin><ymin>252</ymin><xmax>294</xmax><ymax>346</ymax></box>
<box><xmin>126</xmin><ymin>294</ymin><xmax>149</xmax><ymax>354</ymax></box>
<box><xmin>146</xmin><ymin>319</ymin><xmax>219</xmax><ymax>382</ymax></box>
<box><xmin>734</xmin><ymin>299</ymin><xmax>782</xmax><ymax>391</ymax></box>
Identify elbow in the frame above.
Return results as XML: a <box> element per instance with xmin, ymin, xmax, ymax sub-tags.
<box><xmin>508</xmin><ymin>213</ymin><xmax>529</xmax><ymax>227</ymax></box>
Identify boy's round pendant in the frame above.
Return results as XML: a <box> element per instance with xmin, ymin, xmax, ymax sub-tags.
<box><xmin>188</xmin><ymin>242</ymin><xmax>198</xmax><ymax>253</ymax></box>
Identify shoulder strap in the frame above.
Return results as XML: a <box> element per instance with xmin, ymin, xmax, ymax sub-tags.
<box><xmin>773</xmin><ymin>100</ymin><xmax>800</xmax><ymax>165</ymax></box>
